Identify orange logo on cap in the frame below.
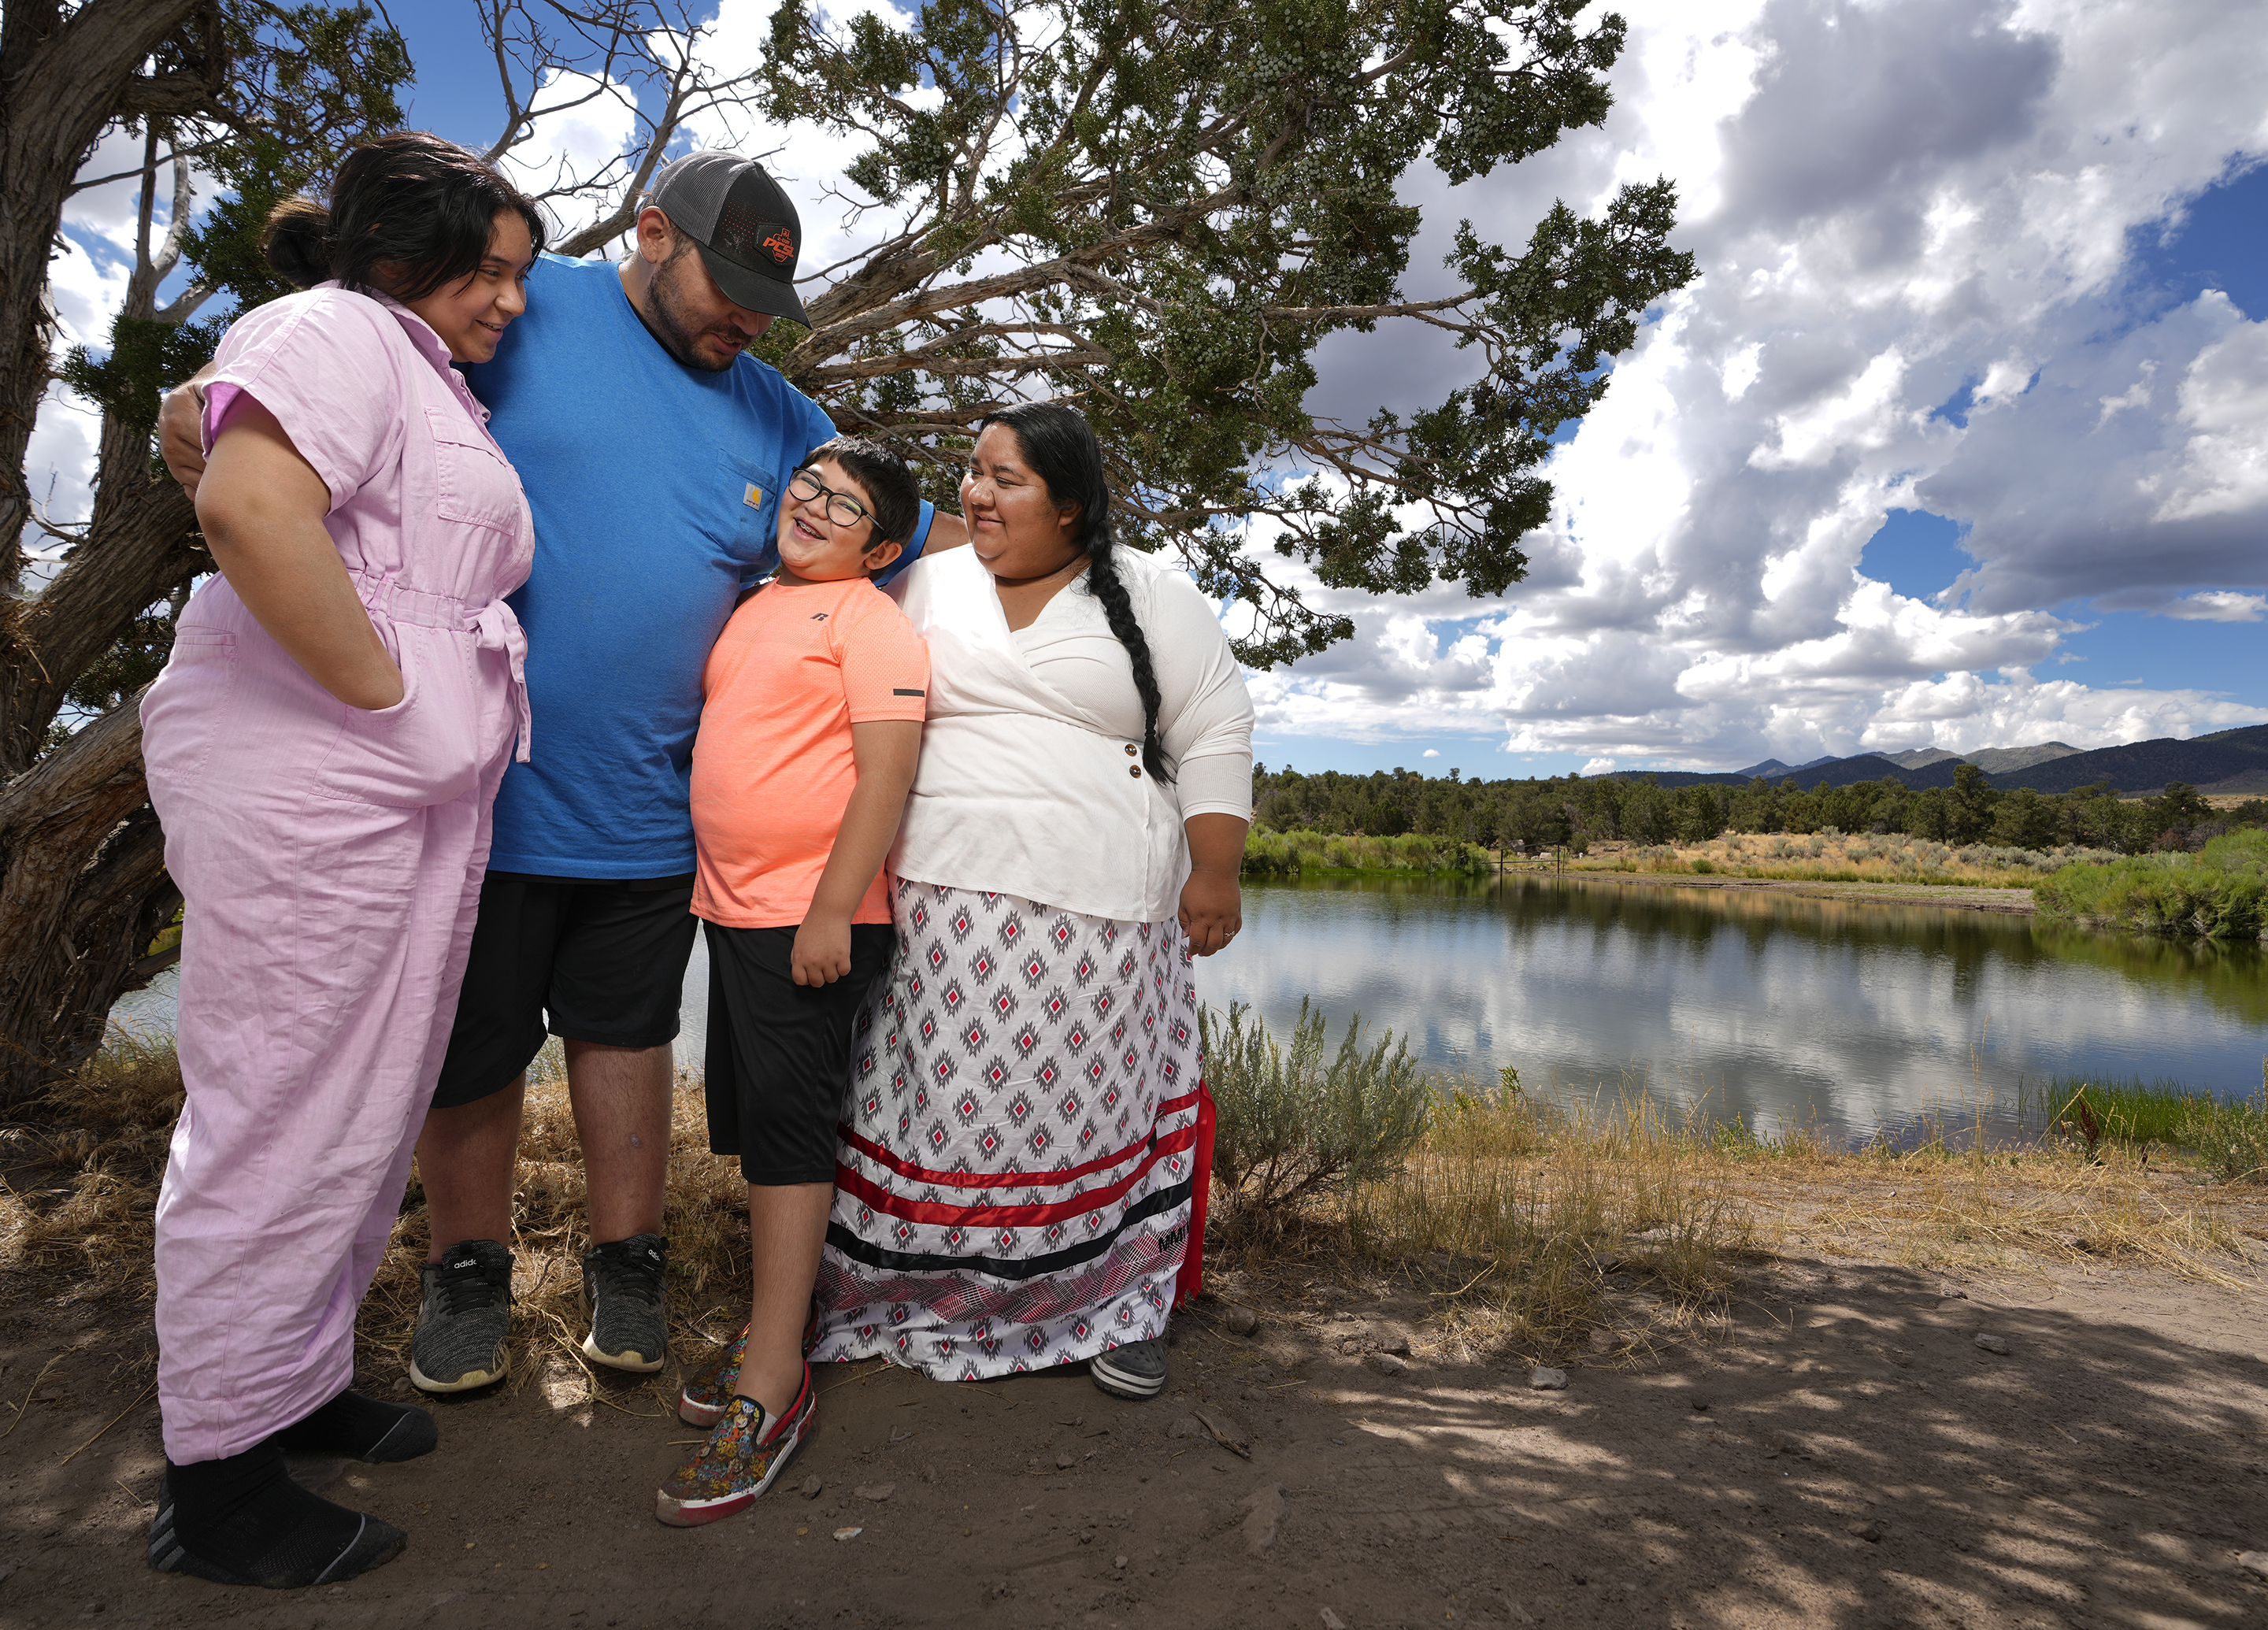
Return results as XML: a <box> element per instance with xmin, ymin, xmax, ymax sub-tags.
<box><xmin>763</xmin><ymin>228</ymin><xmax>795</xmax><ymax>265</ymax></box>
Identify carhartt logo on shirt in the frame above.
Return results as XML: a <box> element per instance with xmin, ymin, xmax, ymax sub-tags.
<box><xmin>743</xmin><ymin>483</ymin><xmax>765</xmax><ymax>509</ymax></box>
<box><xmin>810</xmin><ymin>612</ymin><xmax>828</xmax><ymax>621</ymax></box>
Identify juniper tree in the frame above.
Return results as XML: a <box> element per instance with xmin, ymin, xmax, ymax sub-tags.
<box><xmin>0</xmin><ymin>1</ymin><xmax>407</xmax><ymax>1104</ymax></box>
<box><xmin>754</xmin><ymin>0</ymin><xmax>1695</xmax><ymax>663</ymax></box>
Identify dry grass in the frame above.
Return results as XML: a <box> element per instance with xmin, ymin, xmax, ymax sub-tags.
<box><xmin>354</xmin><ymin>1039</ymin><xmax>755</xmax><ymax>1401</ymax></box>
<box><xmin>1564</xmin><ymin>832</ymin><xmax>2114</xmax><ymax>889</ymax></box>
<box><xmin>1339</xmin><ymin>1088</ymin><xmax>1758</xmax><ymax>1364</ymax></box>
<box><xmin>5</xmin><ymin>1034</ymin><xmax>2259</xmax><ymax>1390</ymax></box>
<box><xmin>1226</xmin><ymin>1079</ymin><xmax>2263</xmax><ymax>1369</ymax></box>
<box><xmin>0</xmin><ymin>1029</ymin><xmax>183</xmax><ymax>1296</ymax></box>
<box><xmin>0</xmin><ymin>1032</ymin><xmax>758</xmax><ymax>1400</ymax></box>
<box><xmin>1734</xmin><ymin>1145</ymin><xmax>2262</xmax><ymax>1289</ymax></box>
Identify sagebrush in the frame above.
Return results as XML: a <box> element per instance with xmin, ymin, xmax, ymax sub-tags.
<box><xmin>1202</xmin><ymin>999</ymin><xmax>1432</xmax><ymax>1220</ymax></box>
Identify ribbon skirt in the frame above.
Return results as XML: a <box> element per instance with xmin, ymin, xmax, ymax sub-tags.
<box><xmin>810</xmin><ymin>880</ymin><xmax>1204</xmax><ymax>1380</ymax></box>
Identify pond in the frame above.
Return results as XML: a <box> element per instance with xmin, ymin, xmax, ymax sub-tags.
<box><xmin>1196</xmin><ymin>876</ymin><xmax>2267</xmax><ymax>1145</ymax></box>
<box><xmin>113</xmin><ymin>874</ymin><xmax>2266</xmax><ymax>1146</ymax></box>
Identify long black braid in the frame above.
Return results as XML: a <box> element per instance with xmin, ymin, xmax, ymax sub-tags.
<box><xmin>978</xmin><ymin>402</ymin><xmax>1173</xmax><ymax>784</ymax></box>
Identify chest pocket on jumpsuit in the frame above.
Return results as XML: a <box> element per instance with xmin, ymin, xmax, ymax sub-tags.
<box><xmin>430</xmin><ymin>409</ymin><xmax>525</xmax><ymax>532</ymax></box>
<box><xmin>309</xmin><ymin>408</ymin><xmax>521</xmax><ymax>810</ymax></box>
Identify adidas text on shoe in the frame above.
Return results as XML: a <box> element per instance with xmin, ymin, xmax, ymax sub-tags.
<box><xmin>582</xmin><ymin>1233</ymin><xmax>668</xmax><ymax>1372</ymax></box>
<box><xmin>656</xmin><ymin>1367</ymin><xmax>814</xmax><ymax>1527</ymax></box>
<box><xmin>409</xmin><ymin>1239</ymin><xmax>513</xmax><ymax>1394</ymax></box>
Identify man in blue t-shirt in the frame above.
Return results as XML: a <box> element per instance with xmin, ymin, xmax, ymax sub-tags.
<box><xmin>406</xmin><ymin>154</ymin><xmax>965</xmax><ymax>1393</ymax></box>
<box><xmin>161</xmin><ymin>151</ymin><xmax>964</xmax><ymax>1398</ymax></box>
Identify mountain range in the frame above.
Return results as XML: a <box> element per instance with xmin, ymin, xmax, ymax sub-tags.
<box><xmin>1600</xmin><ymin>724</ymin><xmax>2268</xmax><ymax>795</ymax></box>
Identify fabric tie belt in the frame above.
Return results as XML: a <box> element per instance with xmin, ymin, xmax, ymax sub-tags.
<box><xmin>352</xmin><ymin>573</ymin><xmax>532</xmax><ymax>763</ymax></box>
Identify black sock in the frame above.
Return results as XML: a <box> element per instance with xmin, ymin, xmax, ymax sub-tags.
<box><xmin>272</xmin><ymin>1390</ymin><xmax>438</xmax><ymax>1463</ymax></box>
<box><xmin>151</xmin><ymin>1442</ymin><xmax>406</xmax><ymax>1588</ymax></box>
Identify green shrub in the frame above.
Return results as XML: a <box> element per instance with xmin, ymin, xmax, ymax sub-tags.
<box><xmin>2174</xmin><ymin>1088</ymin><xmax>2268</xmax><ymax>1184</ymax></box>
<box><xmin>1239</xmin><ymin>828</ymin><xmax>1303</xmax><ymax>877</ymax></box>
<box><xmin>1239</xmin><ymin>828</ymin><xmax>1493</xmax><ymax>878</ymax></box>
<box><xmin>2035</xmin><ymin>829</ymin><xmax>2268</xmax><ymax>939</ymax></box>
<box><xmin>1202</xmin><ymin>998</ymin><xmax>1432</xmax><ymax>1215</ymax></box>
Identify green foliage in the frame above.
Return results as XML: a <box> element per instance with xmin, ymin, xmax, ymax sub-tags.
<box><xmin>55</xmin><ymin>7</ymin><xmax>410</xmax><ymax>446</ymax></box>
<box><xmin>1202</xmin><ymin>998</ymin><xmax>1432</xmax><ymax>1214</ymax></box>
<box><xmin>1251</xmin><ymin>763</ymin><xmax>2267</xmax><ymax>864</ymax></box>
<box><xmin>2033</xmin><ymin>828</ymin><xmax>2268</xmax><ymax>939</ymax></box>
<box><xmin>757</xmin><ymin>0</ymin><xmax>1696</xmax><ymax>665</ymax></box>
<box><xmin>1240</xmin><ymin>828</ymin><xmax>1493</xmax><ymax>876</ymax></box>
<box><xmin>2174</xmin><ymin>1090</ymin><xmax>2268</xmax><ymax>1184</ymax></box>
<box><xmin>176</xmin><ymin>5</ymin><xmax>414</xmax><ymax>310</ymax></box>
<box><xmin>65</xmin><ymin>613</ymin><xmax>179</xmax><ymax>716</ymax></box>
<box><xmin>59</xmin><ymin>317</ymin><xmax>224</xmax><ymax>434</ymax></box>
<box><xmin>2022</xmin><ymin>1075</ymin><xmax>2203</xmax><ymax>1148</ymax></box>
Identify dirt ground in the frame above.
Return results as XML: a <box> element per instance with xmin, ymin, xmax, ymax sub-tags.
<box><xmin>5</xmin><ymin>1237</ymin><xmax>2266</xmax><ymax>1630</ymax></box>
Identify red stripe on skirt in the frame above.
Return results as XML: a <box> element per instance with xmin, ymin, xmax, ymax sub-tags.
<box><xmin>835</xmin><ymin>1087</ymin><xmax>1202</xmax><ymax>1191</ymax></box>
<box><xmin>835</xmin><ymin>1120</ymin><xmax>1201</xmax><ymax>1229</ymax></box>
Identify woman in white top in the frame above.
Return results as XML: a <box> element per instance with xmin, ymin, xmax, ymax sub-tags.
<box><xmin>807</xmin><ymin>402</ymin><xmax>1254</xmax><ymax>1400</ymax></box>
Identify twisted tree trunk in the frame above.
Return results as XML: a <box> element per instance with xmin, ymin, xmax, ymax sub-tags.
<box><xmin>0</xmin><ymin>0</ymin><xmax>215</xmax><ymax>1105</ymax></box>
<box><xmin>0</xmin><ymin>689</ymin><xmax>180</xmax><ymax>1091</ymax></box>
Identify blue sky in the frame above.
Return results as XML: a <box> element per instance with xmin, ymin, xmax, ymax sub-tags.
<box><xmin>1851</xmin><ymin>165</ymin><xmax>2268</xmax><ymax>734</ymax></box>
<box><xmin>33</xmin><ymin>2</ymin><xmax>2268</xmax><ymax>782</ymax></box>
<box><xmin>1242</xmin><ymin>0</ymin><xmax>2268</xmax><ymax>778</ymax></box>
<box><xmin>388</xmin><ymin>7</ymin><xmax>498</xmax><ymax>148</ymax></box>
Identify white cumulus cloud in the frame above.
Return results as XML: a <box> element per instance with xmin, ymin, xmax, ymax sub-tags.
<box><xmin>1252</xmin><ymin>0</ymin><xmax>2268</xmax><ymax>768</ymax></box>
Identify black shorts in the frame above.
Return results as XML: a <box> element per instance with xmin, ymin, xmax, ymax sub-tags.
<box><xmin>702</xmin><ymin>920</ymin><xmax>895</xmax><ymax>1185</ymax></box>
<box><xmin>432</xmin><ymin>872</ymin><xmax>701</xmax><ymax>1110</ymax></box>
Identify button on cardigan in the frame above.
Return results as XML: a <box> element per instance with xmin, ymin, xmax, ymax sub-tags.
<box><xmin>888</xmin><ymin>545</ymin><xmax>1254</xmax><ymax>924</ymax></box>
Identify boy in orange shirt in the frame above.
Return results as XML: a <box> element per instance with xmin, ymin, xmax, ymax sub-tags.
<box><xmin>658</xmin><ymin>438</ymin><xmax>928</xmax><ymax>1525</ymax></box>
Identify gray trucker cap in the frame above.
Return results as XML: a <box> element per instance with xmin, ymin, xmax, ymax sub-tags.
<box><xmin>647</xmin><ymin>150</ymin><xmax>810</xmax><ymax>326</ymax></box>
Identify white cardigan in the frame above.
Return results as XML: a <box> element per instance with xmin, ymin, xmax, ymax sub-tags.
<box><xmin>888</xmin><ymin>544</ymin><xmax>1254</xmax><ymax>924</ymax></box>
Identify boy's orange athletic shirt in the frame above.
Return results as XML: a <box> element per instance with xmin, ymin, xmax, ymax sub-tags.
<box><xmin>691</xmin><ymin>576</ymin><xmax>929</xmax><ymax>929</ymax></box>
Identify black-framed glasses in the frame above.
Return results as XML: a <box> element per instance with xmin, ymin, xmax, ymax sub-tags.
<box><xmin>788</xmin><ymin>468</ymin><xmax>873</xmax><ymax>531</ymax></box>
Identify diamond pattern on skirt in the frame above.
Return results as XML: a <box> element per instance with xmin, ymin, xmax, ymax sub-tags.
<box><xmin>813</xmin><ymin>880</ymin><xmax>1202</xmax><ymax>1380</ymax></box>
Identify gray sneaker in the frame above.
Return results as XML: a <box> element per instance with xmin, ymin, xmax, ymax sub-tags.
<box><xmin>1090</xmin><ymin>1337</ymin><xmax>1168</xmax><ymax>1400</ymax></box>
<box><xmin>581</xmin><ymin>1233</ymin><xmax>669</xmax><ymax>1372</ymax></box>
<box><xmin>409</xmin><ymin>1239</ymin><xmax>513</xmax><ymax>1394</ymax></box>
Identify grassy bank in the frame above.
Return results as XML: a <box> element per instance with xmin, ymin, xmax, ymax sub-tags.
<box><xmin>5</xmin><ymin>1021</ymin><xmax>2261</xmax><ymax>1377</ymax></box>
<box><xmin>1559</xmin><ymin>830</ymin><xmax>2122</xmax><ymax>890</ymax></box>
<box><xmin>2018</xmin><ymin>1072</ymin><xmax>2268</xmax><ymax>1181</ymax></box>
<box><xmin>1241</xmin><ymin>828</ymin><xmax>1494</xmax><ymax>878</ymax></box>
<box><xmin>1239</xmin><ymin>825</ymin><xmax>2151</xmax><ymax>891</ymax></box>
<box><xmin>2034</xmin><ymin>828</ymin><xmax>2268</xmax><ymax>939</ymax></box>
<box><xmin>1197</xmin><ymin>1002</ymin><xmax>2264</xmax><ymax>1357</ymax></box>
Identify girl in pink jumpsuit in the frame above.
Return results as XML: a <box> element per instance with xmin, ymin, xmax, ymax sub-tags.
<box><xmin>139</xmin><ymin>134</ymin><xmax>543</xmax><ymax>1589</ymax></box>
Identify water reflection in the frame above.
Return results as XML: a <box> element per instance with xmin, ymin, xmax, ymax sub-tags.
<box><xmin>1199</xmin><ymin>876</ymin><xmax>2267</xmax><ymax>1143</ymax></box>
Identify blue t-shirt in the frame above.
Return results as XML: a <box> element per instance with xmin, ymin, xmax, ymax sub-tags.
<box><xmin>466</xmin><ymin>255</ymin><xmax>931</xmax><ymax>877</ymax></box>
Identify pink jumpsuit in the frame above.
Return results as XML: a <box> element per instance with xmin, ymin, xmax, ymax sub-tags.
<box><xmin>141</xmin><ymin>287</ymin><xmax>532</xmax><ymax>1465</ymax></box>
